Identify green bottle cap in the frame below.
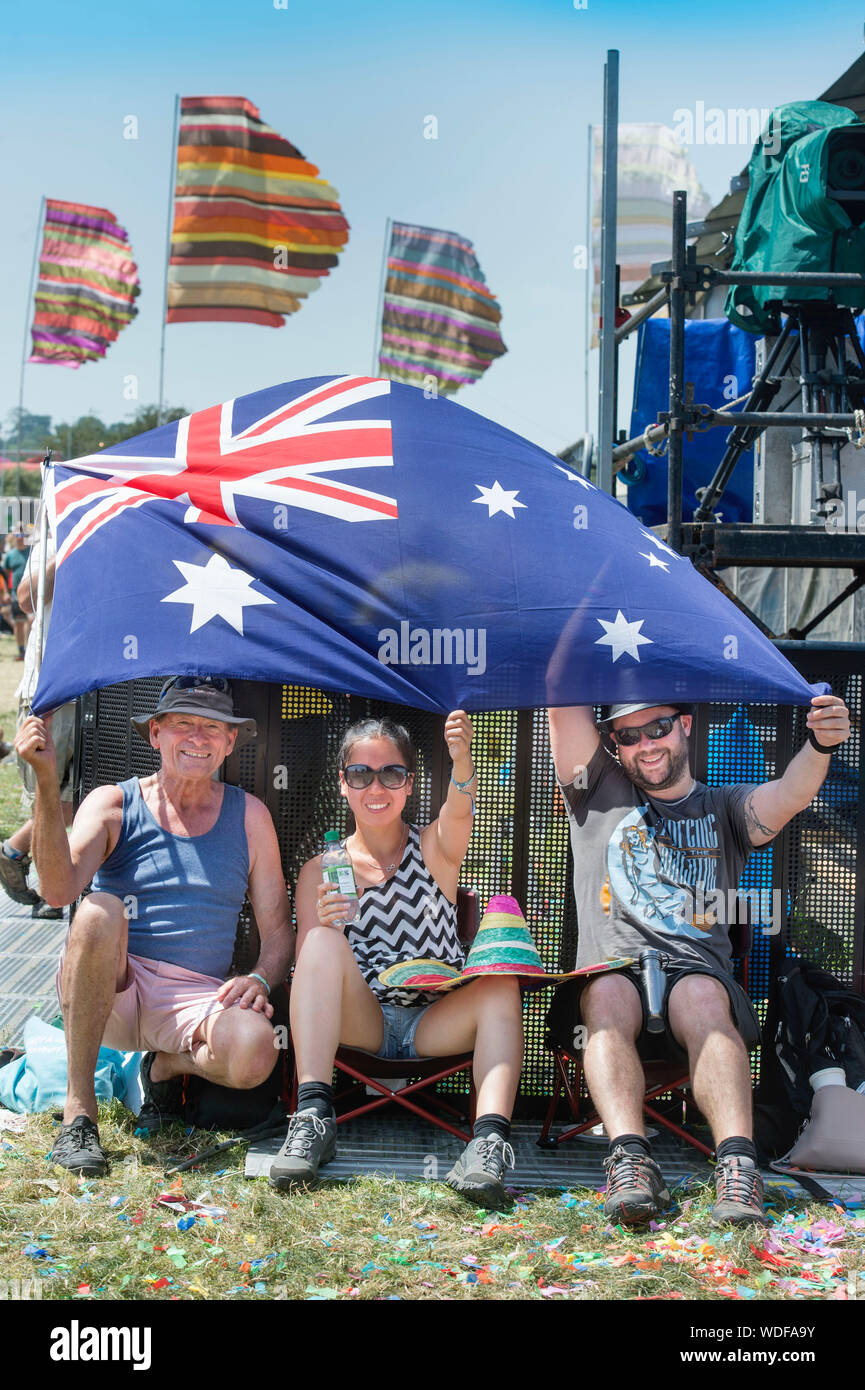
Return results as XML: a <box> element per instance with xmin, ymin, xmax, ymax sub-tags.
<box><xmin>324</xmin><ymin>830</ymin><xmax>340</xmax><ymax>843</ymax></box>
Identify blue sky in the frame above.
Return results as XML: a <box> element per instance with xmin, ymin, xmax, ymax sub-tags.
<box><xmin>2</xmin><ymin>0</ymin><xmax>862</xmax><ymax>456</ymax></box>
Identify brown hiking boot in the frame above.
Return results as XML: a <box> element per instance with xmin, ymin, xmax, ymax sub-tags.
<box><xmin>603</xmin><ymin>1145</ymin><xmax>671</xmax><ymax>1225</ymax></box>
<box><xmin>712</xmin><ymin>1156</ymin><xmax>769</xmax><ymax>1226</ymax></box>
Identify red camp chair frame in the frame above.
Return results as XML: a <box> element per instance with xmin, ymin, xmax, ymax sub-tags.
<box><xmin>291</xmin><ymin>887</ymin><xmax>481</xmax><ymax>1142</ymax></box>
<box><xmin>537</xmin><ymin>913</ymin><xmax>753</xmax><ymax>1158</ymax></box>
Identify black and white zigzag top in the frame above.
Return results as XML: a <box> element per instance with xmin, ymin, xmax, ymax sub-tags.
<box><xmin>344</xmin><ymin>823</ymin><xmax>464</xmax><ymax>1007</ymax></box>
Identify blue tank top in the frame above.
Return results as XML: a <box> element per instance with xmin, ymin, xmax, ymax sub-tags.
<box><xmin>91</xmin><ymin>777</ymin><xmax>249</xmax><ymax>978</ymax></box>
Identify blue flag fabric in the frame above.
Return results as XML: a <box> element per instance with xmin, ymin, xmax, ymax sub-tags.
<box><xmin>35</xmin><ymin>375</ymin><xmax>822</xmax><ymax>716</ymax></box>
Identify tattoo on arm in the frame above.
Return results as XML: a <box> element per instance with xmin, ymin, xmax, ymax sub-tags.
<box><xmin>743</xmin><ymin>792</ymin><xmax>777</xmax><ymax>841</ymax></box>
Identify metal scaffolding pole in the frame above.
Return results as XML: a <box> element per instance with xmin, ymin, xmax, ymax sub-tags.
<box><xmin>597</xmin><ymin>50</ymin><xmax>618</xmax><ymax>496</ymax></box>
<box><xmin>667</xmin><ymin>190</ymin><xmax>687</xmax><ymax>555</ymax></box>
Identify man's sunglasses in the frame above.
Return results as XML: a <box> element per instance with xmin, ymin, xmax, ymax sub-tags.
<box><xmin>610</xmin><ymin>713</ymin><xmax>682</xmax><ymax>747</ymax></box>
<box><xmin>158</xmin><ymin>675</ymin><xmax>231</xmax><ymax>703</ymax></box>
<box><xmin>342</xmin><ymin>763</ymin><xmax>411</xmax><ymax>789</ymax></box>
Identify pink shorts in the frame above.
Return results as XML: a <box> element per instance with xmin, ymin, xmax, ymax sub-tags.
<box><xmin>56</xmin><ymin>950</ymin><xmax>227</xmax><ymax>1056</ymax></box>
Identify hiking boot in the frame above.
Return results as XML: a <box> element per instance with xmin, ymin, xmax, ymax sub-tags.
<box><xmin>603</xmin><ymin>1145</ymin><xmax>671</xmax><ymax>1225</ymax></box>
<box><xmin>0</xmin><ymin>848</ymin><xmax>40</xmax><ymax>906</ymax></box>
<box><xmin>269</xmin><ymin>1110</ymin><xmax>337</xmax><ymax>1188</ymax></box>
<box><xmin>32</xmin><ymin>898</ymin><xmax>64</xmax><ymax>920</ymax></box>
<box><xmin>445</xmin><ymin>1136</ymin><xmax>516</xmax><ymax>1209</ymax></box>
<box><xmin>712</xmin><ymin>1156</ymin><xmax>769</xmax><ymax>1226</ymax></box>
<box><xmin>50</xmin><ymin>1114</ymin><xmax>108</xmax><ymax>1176</ymax></box>
<box><xmin>136</xmin><ymin>1052</ymin><xmax>185</xmax><ymax>1134</ymax></box>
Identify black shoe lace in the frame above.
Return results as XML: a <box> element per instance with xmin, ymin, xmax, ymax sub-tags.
<box><xmin>716</xmin><ymin>1159</ymin><xmax>761</xmax><ymax>1206</ymax></box>
<box><xmin>604</xmin><ymin>1146</ymin><xmax>657</xmax><ymax>1196</ymax></box>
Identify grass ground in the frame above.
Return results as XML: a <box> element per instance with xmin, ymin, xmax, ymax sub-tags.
<box><xmin>0</xmin><ymin>1104</ymin><xmax>863</xmax><ymax>1302</ymax></box>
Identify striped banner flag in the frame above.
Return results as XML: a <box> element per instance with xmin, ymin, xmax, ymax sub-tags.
<box><xmin>167</xmin><ymin>96</ymin><xmax>349</xmax><ymax>327</ymax></box>
<box><xmin>378</xmin><ymin>222</ymin><xmax>506</xmax><ymax>393</ymax></box>
<box><xmin>590</xmin><ymin>125</ymin><xmax>711</xmax><ymax>342</ymax></box>
<box><xmin>28</xmin><ymin>200</ymin><xmax>140</xmax><ymax>367</ymax></box>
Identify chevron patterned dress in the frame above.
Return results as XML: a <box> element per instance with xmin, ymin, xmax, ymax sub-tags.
<box><xmin>345</xmin><ymin>824</ymin><xmax>464</xmax><ymax>1007</ymax></box>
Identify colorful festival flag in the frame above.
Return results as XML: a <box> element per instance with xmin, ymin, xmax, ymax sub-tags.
<box><xmin>34</xmin><ymin>375</ymin><xmax>822</xmax><ymax>716</ymax></box>
<box><xmin>28</xmin><ymin>200</ymin><xmax>140</xmax><ymax>368</ymax></box>
<box><xmin>590</xmin><ymin>125</ymin><xmax>711</xmax><ymax>341</ymax></box>
<box><xmin>378</xmin><ymin>222</ymin><xmax>506</xmax><ymax>393</ymax></box>
<box><xmin>167</xmin><ymin>96</ymin><xmax>349</xmax><ymax>328</ymax></box>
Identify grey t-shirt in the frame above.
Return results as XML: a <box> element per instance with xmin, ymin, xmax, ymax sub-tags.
<box><xmin>559</xmin><ymin>743</ymin><xmax>755</xmax><ymax>974</ymax></box>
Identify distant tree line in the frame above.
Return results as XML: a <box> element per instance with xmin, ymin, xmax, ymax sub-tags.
<box><xmin>1</xmin><ymin>406</ymin><xmax>189</xmax><ymax>496</ymax></box>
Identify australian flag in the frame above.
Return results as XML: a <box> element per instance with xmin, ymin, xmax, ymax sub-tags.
<box><xmin>34</xmin><ymin>374</ymin><xmax>821</xmax><ymax>714</ymax></box>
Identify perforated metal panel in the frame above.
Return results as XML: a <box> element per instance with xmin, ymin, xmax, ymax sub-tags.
<box><xmin>77</xmin><ymin>647</ymin><xmax>864</xmax><ymax>1117</ymax></box>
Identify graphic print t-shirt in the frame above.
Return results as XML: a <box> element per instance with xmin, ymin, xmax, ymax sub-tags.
<box><xmin>559</xmin><ymin>744</ymin><xmax>755</xmax><ymax>973</ymax></box>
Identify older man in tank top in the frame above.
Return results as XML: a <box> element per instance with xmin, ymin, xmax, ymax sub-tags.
<box><xmin>16</xmin><ymin>676</ymin><xmax>293</xmax><ymax>1176</ymax></box>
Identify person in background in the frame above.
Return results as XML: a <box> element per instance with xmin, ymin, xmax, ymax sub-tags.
<box><xmin>0</xmin><ymin>527</ymin><xmax>73</xmax><ymax>918</ymax></box>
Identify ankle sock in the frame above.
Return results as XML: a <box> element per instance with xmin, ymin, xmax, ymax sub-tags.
<box><xmin>473</xmin><ymin>1113</ymin><xmax>511</xmax><ymax>1143</ymax></box>
<box><xmin>609</xmin><ymin>1132</ymin><xmax>652</xmax><ymax>1158</ymax></box>
<box><xmin>297</xmin><ymin>1081</ymin><xmax>334</xmax><ymax>1120</ymax></box>
<box><xmin>716</xmin><ymin>1136</ymin><xmax>757</xmax><ymax>1166</ymax></box>
<box><xmin>2</xmin><ymin>841</ymin><xmax>24</xmax><ymax>861</ymax></box>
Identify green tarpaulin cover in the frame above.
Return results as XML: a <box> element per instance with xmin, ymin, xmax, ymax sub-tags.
<box><xmin>726</xmin><ymin>101</ymin><xmax>865</xmax><ymax>333</ymax></box>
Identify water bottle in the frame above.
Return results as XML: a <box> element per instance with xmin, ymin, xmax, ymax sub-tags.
<box><xmin>321</xmin><ymin>830</ymin><xmax>358</xmax><ymax>927</ymax></box>
<box><xmin>639</xmin><ymin>949</ymin><xmax>667</xmax><ymax>1034</ymax></box>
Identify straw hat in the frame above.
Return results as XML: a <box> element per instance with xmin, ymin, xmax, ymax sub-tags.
<box><xmin>378</xmin><ymin>894</ymin><xmax>634</xmax><ymax>992</ymax></box>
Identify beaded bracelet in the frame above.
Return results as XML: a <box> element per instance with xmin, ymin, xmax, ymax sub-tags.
<box><xmin>451</xmin><ymin>766</ymin><xmax>477</xmax><ymax>815</ymax></box>
<box><xmin>248</xmin><ymin>970</ymin><xmax>271</xmax><ymax>995</ymax></box>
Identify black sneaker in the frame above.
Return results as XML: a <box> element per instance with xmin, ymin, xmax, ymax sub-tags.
<box><xmin>0</xmin><ymin>848</ymin><xmax>40</xmax><ymax>906</ymax></box>
<box><xmin>269</xmin><ymin>1110</ymin><xmax>337</xmax><ymax>1188</ymax></box>
<box><xmin>712</xmin><ymin>1156</ymin><xmax>769</xmax><ymax>1226</ymax></box>
<box><xmin>445</xmin><ymin>1136</ymin><xmax>516</xmax><ymax>1208</ymax></box>
<box><xmin>50</xmin><ymin>1114</ymin><xmax>108</xmax><ymax>1176</ymax></box>
<box><xmin>136</xmin><ymin>1052</ymin><xmax>184</xmax><ymax>1133</ymax></box>
<box><xmin>32</xmin><ymin>898</ymin><xmax>64</xmax><ymax>920</ymax></box>
<box><xmin>603</xmin><ymin>1145</ymin><xmax>670</xmax><ymax>1226</ymax></box>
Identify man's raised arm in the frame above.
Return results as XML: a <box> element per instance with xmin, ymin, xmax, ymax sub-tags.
<box><xmin>741</xmin><ymin>694</ymin><xmax>851</xmax><ymax>847</ymax></box>
<box><xmin>15</xmin><ymin>713</ymin><xmax>116</xmax><ymax>906</ymax></box>
<box><xmin>547</xmin><ymin>706</ymin><xmax>601</xmax><ymax>787</ymax></box>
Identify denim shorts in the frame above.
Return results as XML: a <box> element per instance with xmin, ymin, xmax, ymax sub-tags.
<box><xmin>376</xmin><ymin>1001</ymin><xmax>435</xmax><ymax>1060</ymax></box>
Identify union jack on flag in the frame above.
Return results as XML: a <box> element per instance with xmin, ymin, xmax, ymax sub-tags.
<box><xmin>50</xmin><ymin>376</ymin><xmax>398</xmax><ymax>567</ymax></box>
<box><xmin>34</xmin><ymin>374</ymin><xmax>823</xmax><ymax>717</ymax></box>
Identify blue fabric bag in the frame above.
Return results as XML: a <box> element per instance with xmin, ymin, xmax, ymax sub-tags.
<box><xmin>0</xmin><ymin>1015</ymin><xmax>140</xmax><ymax>1113</ymax></box>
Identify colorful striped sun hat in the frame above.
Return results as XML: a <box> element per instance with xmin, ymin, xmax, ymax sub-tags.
<box><xmin>378</xmin><ymin>895</ymin><xmax>634</xmax><ymax>992</ymax></box>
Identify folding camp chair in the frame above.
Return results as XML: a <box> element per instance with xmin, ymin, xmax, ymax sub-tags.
<box><xmin>537</xmin><ymin>908</ymin><xmax>754</xmax><ymax>1157</ymax></box>
<box><xmin>291</xmin><ymin>887</ymin><xmax>481</xmax><ymax>1142</ymax></box>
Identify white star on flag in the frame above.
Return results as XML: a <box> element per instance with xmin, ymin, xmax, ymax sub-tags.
<box><xmin>639</xmin><ymin>551</ymin><xmax>670</xmax><ymax>571</ymax></box>
<box><xmin>555</xmin><ymin>464</ymin><xmax>592</xmax><ymax>490</ymax></box>
<box><xmin>595</xmin><ymin>610</ymin><xmax>654</xmax><ymax>662</ymax></box>
<box><xmin>162</xmin><ymin>554</ymin><xmax>275</xmax><ymax>634</ymax></box>
<box><xmin>639</xmin><ymin>529</ymin><xmax>680</xmax><ymax>561</ymax></box>
<box><xmin>473</xmin><ymin>481</ymin><xmax>527</xmax><ymax>518</ymax></box>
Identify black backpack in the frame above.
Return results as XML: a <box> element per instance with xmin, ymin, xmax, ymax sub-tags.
<box><xmin>754</xmin><ymin>958</ymin><xmax>865</xmax><ymax>1160</ymax></box>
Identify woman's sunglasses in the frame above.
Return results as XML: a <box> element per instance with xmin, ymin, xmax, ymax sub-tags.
<box><xmin>610</xmin><ymin>713</ymin><xmax>682</xmax><ymax>747</ymax></box>
<box><xmin>342</xmin><ymin>763</ymin><xmax>411</xmax><ymax>789</ymax></box>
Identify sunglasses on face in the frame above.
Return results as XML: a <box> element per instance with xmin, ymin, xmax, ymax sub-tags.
<box><xmin>342</xmin><ymin>763</ymin><xmax>411</xmax><ymax>790</ymax></box>
<box><xmin>610</xmin><ymin>713</ymin><xmax>682</xmax><ymax>747</ymax></box>
<box><xmin>159</xmin><ymin>675</ymin><xmax>231</xmax><ymax>703</ymax></box>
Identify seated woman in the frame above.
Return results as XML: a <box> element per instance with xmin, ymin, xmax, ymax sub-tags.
<box><xmin>271</xmin><ymin>709</ymin><xmax>524</xmax><ymax>1207</ymax></box>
